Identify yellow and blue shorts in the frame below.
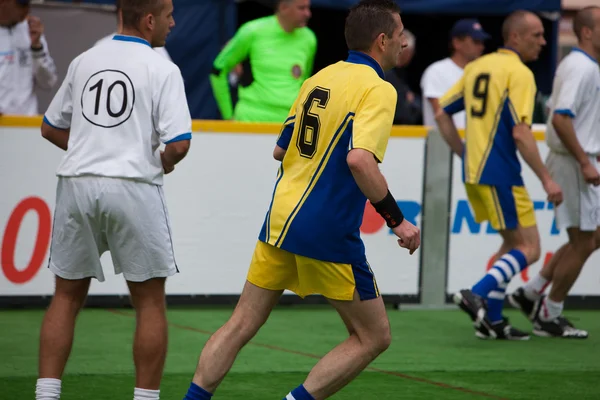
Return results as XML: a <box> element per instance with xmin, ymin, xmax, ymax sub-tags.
<box><xmin>464</xmin><ymin>183</ymin><xmax>536</xmax><ymax>231</ymax></box>
<box><xmin>247</xmin><ymin>240</ymin><xmax>379</xmax><ymax>301</ymax></box>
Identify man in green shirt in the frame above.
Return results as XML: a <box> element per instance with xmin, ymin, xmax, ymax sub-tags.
<box><xmin>210</xmin><ymin>0</ymin><xmax>316</xmax><ymax>123</ymax></box>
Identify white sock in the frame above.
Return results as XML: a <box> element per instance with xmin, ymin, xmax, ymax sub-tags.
<box><xmin>524</xmin><ymin>273</ymin><xmax>549</xmax><ymax>300</ymax></box>
<box><xmin>134</xmin><ymin>387</ymin><xmax>160</xmax><ymax>400</ymax></box>
<box><xmin>539</xmin><ymin>297</ymin><xmax>564</xmax><ymax>322</ymax></box>
<box><xmin>36</xmin><ymin>378</ymin><xmax>61</xmax><ymax>400</ymax></box>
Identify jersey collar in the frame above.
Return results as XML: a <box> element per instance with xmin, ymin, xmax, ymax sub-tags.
<box><xmin>112</xmin><ymin>34</ymin><xmax>151</xmax><ymax>48</ymax></box>
<box><xmin>498</xmin><ymin>47</ymin><xmax>521</xmax><ymax>59</ymax></box>
<box><xmin>572</xmin><ymin>48</ymin><xmax>598</xmax><ymax>65</ymax></box>
<box><xmin>346</xmin><ymin>51</ymin><xmax>385</xmax><ymax>79</ymax></box>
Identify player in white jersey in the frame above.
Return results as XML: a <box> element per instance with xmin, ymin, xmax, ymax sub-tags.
<box><xmin>508</xmin><ymin>6</ymin><xmax>600</xmax><ymax>339</ymax></box>
<box><xmin>420</xmin><ymin>18</ymin><xmax>489</xmax><ymax>129</ymax></box>
<box><xmin>35</xmin><ymin>1</ymin><xmax>191</xmax><ymax>399</ymax></box>
<box><xmin>94</xmin><ymin>0</ymin><xmax>171</xmax><ymax>61</ymax></box>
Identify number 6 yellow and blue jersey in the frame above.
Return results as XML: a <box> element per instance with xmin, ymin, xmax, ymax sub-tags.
<box><xmin>258</xmin><ymin>51</ymin><xmax>397</xmax><ymax>264</ymax></box>
<box><xmin>439</xmin><ymin>48</ymin><xmax>536</xmax><ymax>186</ymax></box>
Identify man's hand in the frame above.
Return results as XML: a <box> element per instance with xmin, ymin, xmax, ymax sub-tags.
<box><xmin>543</xmin><ymin>178</ymin><xmax>563</xmax><ymax>206</ymax></box>
<box><xmin>160</xmin><ymin>151</ymin><xmax>174</xmax><ymax>174</ymax></box>
<box><xmin>581</xmin><ymin>161</ymin><xmax>600</xmax><ymax>186</ymax></box>
<box><xmin>392</xmin><ymin>219</ymin><xmax>421</xmax><ymax>255</ymax></box>
<box><xmin>28</xmin><ymin>16</ymin><xmax>44</xmax><ymax>49</ymax></box>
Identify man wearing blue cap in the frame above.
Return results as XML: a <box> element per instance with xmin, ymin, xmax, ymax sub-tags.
<box><xmin>0</xmin><ymin>0</ymin><xmax>57</xmax><ymax>115</ymax></box>
<box><xmin>421</xmin><ymin>18</ymin><xmax>489</xmax><ymax>129</ymax></box>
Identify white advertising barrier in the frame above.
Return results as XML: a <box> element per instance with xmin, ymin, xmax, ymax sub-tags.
<box><xmin>448</xmin><ymin>132</ymin><xmax>600</xmax><ymax>295</ymax></box>
<box><xmin>0</xmin><ymin>120</ymin><xmax>425</xmax><ymax>297</ymax></box>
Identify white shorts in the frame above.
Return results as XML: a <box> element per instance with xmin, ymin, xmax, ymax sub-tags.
<box><xmin>546</xmin><ymin>151</ymin><xmax>600</xmax><ymax>232</ymax></box>
<box><xmin>48</xmin><ymin>176</ymin><xmax>178</xmax><ymax>282</ymax></box>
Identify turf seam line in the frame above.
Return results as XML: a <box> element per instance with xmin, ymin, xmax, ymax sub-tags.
<box><xmin>106</xmin><ymin>309</ymin><xmax>508</xmax><ymax>399</ymax></box>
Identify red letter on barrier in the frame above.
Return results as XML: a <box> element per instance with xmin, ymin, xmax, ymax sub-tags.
<box><xmin>360</xmin><ymin>201</ymin><xmax>385</xmax><ymax>234</ymax></box>
<box><xmin>1</xmin><ymin>197</ymin><xmax>52</xmax><ymax>284</ymax></box>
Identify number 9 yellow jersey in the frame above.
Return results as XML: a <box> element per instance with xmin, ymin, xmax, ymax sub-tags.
<box><xmin>258</xmin><ymin>51</ymin><xmax>397</xmax><ymax>264</ymax></box>
<box><xmin>439</xmin><ymin>48</ymin><xmax>537</xmax><ymax>186</ymax></box>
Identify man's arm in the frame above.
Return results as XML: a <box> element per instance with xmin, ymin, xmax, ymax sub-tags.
<box><xmin>349</xmin><ymin>83</ymin><xmax>420</xmax><ymax>253</ymax></box>
<box><xmin>552</xmin><ymin>113</ymin><xmax>588</xmax><ymax>165</ymax></box>
<box><xmin>155</xmin><ymin>67</ymin><xmax>193</xmax><ymax>173</ymax></box>
<box><xmin>347</xmin><ymin>149</ymin><xmax>388</xmax><ymax>202</ymax></box>
<box><xmin>436</xmin><ymin>75</ymin><xmax>466</xmax><ymax>156</ymax></box>
<box><xmin>509</xmin><ymin>69</ymin><xmax>562</xmax><ymax>203</ymax></box>
<box><xmin>428</xmin><ymin>97</ymin><xmax>441</xmax><ymax>116</ymax></box>
<box><xmin>549</xmin><ymin>66</ymin><xmax>599</xmax><ymax>183</ymax></box>
<box><xmin>552</xmin><ymin>113</ymin><xmax>600</xmax><ymax>185</ymax></box>
<box><xmin>161</xmin><ymin>139</ymin><xmax>191</xmax><ymax>174</ymax></box>
<box><xmin>435</xmin><ymin>109</ymin><xmax>464</xmax><ymax>156</ymax></box>
<box><xmin>41</xmin><ymin>120</ymin><xmax>69</xmax><ymax>150</ymax></box>
<box><xmin>513</xmin><ymin>123</ymin><xmax>562</xmax><ymax>204</ymax></box>
<box><xmin>347</xmin><ymin>149</ymin><xmax>420</xmax><ymax>254</ymax></box>
<box><xmin>210</xmin><ymin>24</ymin><xmax>254</xmax><ymax>120</ymax></box>
<box><xmin>29</xmin><ymin>18</ymin><xmax>58</xmax><ymax>90</ymax></box>
<box><xmin>513</xmin><ymin>123</ymin><xmax>551</xmax><ymax>183</ymax></box>
<box><xmin>273</xmin><ymin>145</ymin><xmax>286</xmax><ymax>161</ymax></box>
<box><xmin>42</xmin><ymin>58</ymin><xmax>75</xmax><ymax>148</ymax></box>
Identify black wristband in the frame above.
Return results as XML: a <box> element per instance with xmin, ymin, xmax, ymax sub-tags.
<box><xmin>372</xmin><ymin>190</ymin><xmax>404</xmax><ymax>228</ymax></box>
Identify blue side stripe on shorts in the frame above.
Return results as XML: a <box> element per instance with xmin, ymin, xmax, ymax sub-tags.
<box><xmin>351</xmin><ymin>261</ymin><xmax>378</xmax><ymax>301</ymax></box>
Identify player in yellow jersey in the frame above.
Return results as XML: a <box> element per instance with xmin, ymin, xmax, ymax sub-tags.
<box><xmin>436</xmin><ymin>10</ymin><xmax>563</xmax><ymax>340</ymax></box>
<box><xmin>182</xmin><ymin>1</ymin><xmax>420</xmax><ymax>400</ymax></box>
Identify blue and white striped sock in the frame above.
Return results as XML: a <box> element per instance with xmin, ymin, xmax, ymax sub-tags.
<box><xmin>472</xmin><ymin>249</ymin><xmax>528</xmax><ymax>299</ymax></box>
<box><xmin>486</xmin><ymin>282</ymin><xmax>507</xmax><ymax>323</ymax></box>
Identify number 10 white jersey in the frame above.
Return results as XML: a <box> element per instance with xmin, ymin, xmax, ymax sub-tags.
<box><xmin>44</xmin><ymin>35</ymin><xmax>192</xmax><ymax>185</ymax></box>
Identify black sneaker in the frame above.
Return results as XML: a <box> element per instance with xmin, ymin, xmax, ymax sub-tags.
<box><xmin>508</xmin><ymin>287</ymin><xmax>536</xmax><ymax>320</ymax></box>
<box><xmin>453</xmin><ymin>289</ymin><xmax>495</xmax><ymax>338</ymax></box>
<box><xmin>475</xmin><ymin>317</ymin><xmax>530</xmax><ymax>341</ymax></box>
<box><xmin>533</xmin><ymin>299</ymin><xmax>588</xmax><ymax>339</ymax></box>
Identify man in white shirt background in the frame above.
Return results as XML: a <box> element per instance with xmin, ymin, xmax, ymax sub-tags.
<box><xmin>0</xmin><ymin>0</ymin><xmax>57</xmax><ymax>115</ymax></box>
<box><xmin>94</xmin><ymin>0</ymin><xmax>172</xmax><ymax>61</ymax></box>
<box><xmin>509</xmin><ymin>6</ymin><xmax>600</xmax><ymax>339</ymax></box>
<box><xmin>420</xmin><ymin>18</ymin><xmax>489</xmax><ymax>130</ymax></box>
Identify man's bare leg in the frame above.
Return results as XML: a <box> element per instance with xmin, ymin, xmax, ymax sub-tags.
<box><xmin>37</xmin><ymin>276</ymin><xmax>91</xmax><ymax>399</ymax></box>
<box><xmin>188</xmin><ymin>281</ymin><xmax>283</xmax><ymax>396</ymax></box>
<box><xmin>299</xmin><ymin>291</ymin><xmax>391</xmax><ymax>400</ymax></box>
<box><xmin>538</xmin><ymin>229</ymin><xmax>595</xmax><ymax>321</ymax></box>
<box><xmin>127</xmin><ymin>277</ymin><xmax>168</xmax><ymax>394</ymax></box>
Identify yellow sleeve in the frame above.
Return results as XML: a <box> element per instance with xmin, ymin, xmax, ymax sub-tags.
<box><xmin>439</xmin><ymin>74</ymin><xmax>466</xmax><ymax>115</ymax></box>
<box><xmin>508</xmin><ymin>68</ymin><xmax>536</xmax><ymax>125</ymax></box>
<box><xmin>350</xmin><ymin>82</ymin><xmax>396</xmax><ymax>163</ymax></box>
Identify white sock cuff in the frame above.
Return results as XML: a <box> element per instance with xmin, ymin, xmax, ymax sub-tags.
<box><xmin>36</xmin><ymin>378</ymin><xmax>61</xmax><ymax>400</ymax></box>
<box><xmin>545</xmin><ymin>297</ymin><xmax>563</xmax><ymax>308</ymax></box>
<box><xmin>134</xmin><ymin>387</ymin><xmax>160</xmax><ymax>399</ymax></box>
<box><xmin>37</xmin><ymin>378</ymin><xmax>61</xmax><ymax>384</ymax></box>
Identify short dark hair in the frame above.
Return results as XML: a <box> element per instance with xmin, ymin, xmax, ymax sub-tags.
<box><xmin>501</xmin><ymin>10</ymin><xmax>532</xmax><ymax>43</ymax></box>
<box><xmin>573</xmin><ymin>6</ymin><xmax>600</xmax><ymax>41</ymax></box>
<box><xmin>344</xmin><ymin>0</ymin><xmax>401</xmax><ymax>52</ymax></box>
<box><xmin>121</xmin><ymin>0</ymin><xmax>164</xmax><ymax>29</ymax></box>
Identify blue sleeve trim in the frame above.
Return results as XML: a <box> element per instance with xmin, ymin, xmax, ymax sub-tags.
<box><xmin>164</xmin><ymin>132</ymin><xmax>192</xmax><ymax>144</ymax></box>
<box><xmin>443</xmin><ymin>97</ymin><xmax>465</xmax><ymax>115</ymax></box>
<box><xmin>43</xmin><ymin>116</ymin><xmax>68</xmax><ymax>130</ymax></box>
<box><xmin>277</xmin><ymin>123</ymin><xmax>294</xmax><ymax>150</ymax></box>
<box><xmin>554</xmin><ymin>109</ymin><xmax>575</xmax><ymax>118</ymax></box>
<box><xmin>283</xmin><ymin>115</ymin><xmax>296</xmax><ymax>125</ymax></box>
